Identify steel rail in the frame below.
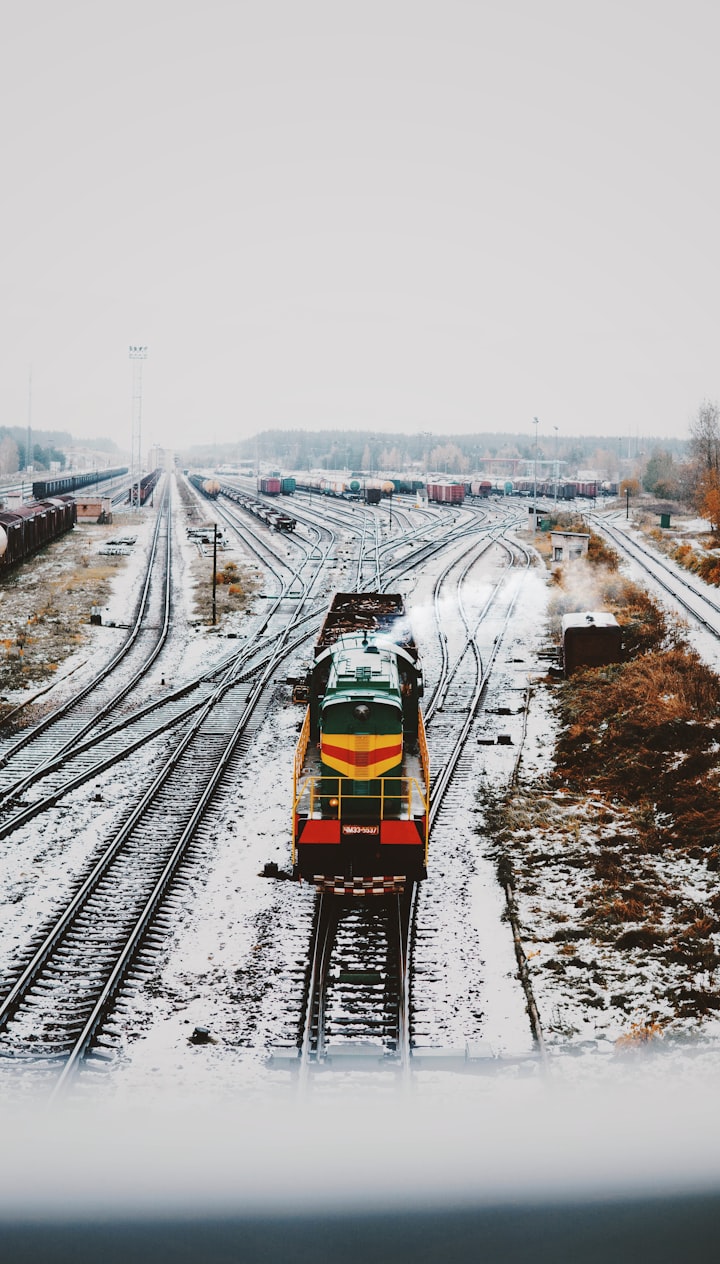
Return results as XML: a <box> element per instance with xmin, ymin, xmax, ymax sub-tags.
<box><xmin>0</xmin><ymin>478</ymin><xmax>171</xmax><ymax>772</ymax></box>
<box><xmin>589</xmin><ymin>512</ymin><xmax>720</xmax><ymax>634</ymax></box>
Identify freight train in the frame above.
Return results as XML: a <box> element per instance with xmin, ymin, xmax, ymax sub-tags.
<box><xmin>0</xmin><ymin>495</ymin><xmax>76</xmax><ymax>572</ymax></box>
<box><xmin>292</xmin><ymin>593</ymin><xmax>429</xmax><ymax>895</ymax></box>
<box><xmin>293</xmin><ymin>475</ymin><xmax>395</xmax><ymax>502</ymax></box>
<box><xmin>32</xmin><ymin>467</ymin><xmax>128</xmax><ymax>501</ymax></box>
<box><xmin>216</xmin><ymin>481</ymin><xmax>296</xmax><ymax>531</ymax></box>
<box><xmin>256</xmin><ymin>474</ymin><xmax>296</xmax><ymax>495</ymax></box>
<box><xmin>127</xmin><ymin>469</ymin><xmax>162</xmax><ymax>505</ymax></box>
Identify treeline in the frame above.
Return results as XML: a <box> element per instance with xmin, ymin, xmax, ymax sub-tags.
<box><xmin>184</xmin><ymin>428</ymin><xmax>689</xmax><ymax>478</ymax></box>
<box><xmin>0</xmin><ymin>427</ymin><xmax>69</xmax><ymax>476</ymax></box>
<box><xmin>639</xmin><ymin>401</ymin><xmax>720</xmax><ymax>532</ymax></box>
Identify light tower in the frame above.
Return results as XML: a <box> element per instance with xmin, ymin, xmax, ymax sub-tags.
<box><xmin>532</xmin><ymin>415</ymin><xmax>540</xmax><ymax>529</ymax></box>
<box><xmin>26</xmin><ymin>364</ymin><xmax>32</xmax><ymax>478</ymax></box>
<box><xmin>129</xmin><ymin>346</ymin><xmax>147</xmax><ymax>510</ymax></box>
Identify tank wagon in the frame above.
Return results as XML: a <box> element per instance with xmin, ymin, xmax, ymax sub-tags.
<box><xmin>389</xmin><ymin>478</ymin><xmax>425</xmax><ymax>495</ymax></box>
<box><xmin>32</xmin><ymin>468</ymin><xmax>128</xmax><ymax>501</ymax></box>
<box><xmin>0</xmin><ymin>495</ymin><xmax>76</xmax><ymax>572</ymax></box>
<box><xmin>293</xmin><ymin>593</ymin><xmax>429</xmax><ymax>896</ymax></box>
<box><xmin>466</xmin><ymin>480</ymin><xmax>493</xmax><ymax>498</ymax></box>
<box><xmin>562</xmin><ymin>612</ymin><xmax>622</xmax><ymax>676</ymax></box>
<box><xmin>426</xmin><ymin>481</ymin><xmax>465</xmax><ymax>504</ymax></box>
<box><xmin>513</xmin><ymin>478</ymin><xmax>599</xmax><ymax>501</ymax></box>
<box><xmin>295</xmin><ymin>476</ymin><xmax>350</xmax><ymax>498</ymax></box>
<box><xmin>188</xmin><ymin>473</ymin><xmax>221</xmax><ymax>499</ymax></box>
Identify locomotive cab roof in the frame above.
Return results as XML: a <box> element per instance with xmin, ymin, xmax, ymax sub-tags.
<box><xmin>314</xmin><ymin>632</ymin><xmax>418</xmax><ymax>675</ymax></box>
<box><xmin>322</xmin><ymin>635</ymin><xmax>403</xmax><ymax>709</ymax></box>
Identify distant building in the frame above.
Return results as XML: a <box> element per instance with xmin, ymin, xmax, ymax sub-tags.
<box><xmin>148</xmin><ymin>445</ymin><xmax>169</xmax><ymax>470</ymax></box>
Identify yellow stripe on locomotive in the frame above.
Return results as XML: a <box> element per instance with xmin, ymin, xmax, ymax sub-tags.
<box><xmin>320</xmin><ymin>732</ymin><xmax>403</xmax><ymax>780</ymax></box>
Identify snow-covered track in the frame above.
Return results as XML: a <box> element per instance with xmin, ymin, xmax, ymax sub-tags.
<box><xmin>589</xmin><ymin>512</ymin><xmax>720</xmax><ymax>638</ymax></box>
<box><xmin>0</xmin><ymin>587</ymin><xmax>322</xmax><ymax>1095</ymax></box>
<box><xmin>0</xmin><ymin>481</ymin><xmax>173</xmax><ymax>796</ymax></box>
<box><xmin>298</xmin><ymin>889</ymin><xmax>412</xmax><ymax>1073</ymax></box>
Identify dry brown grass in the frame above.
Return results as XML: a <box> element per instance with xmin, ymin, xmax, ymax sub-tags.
<box><xmin>555</xmin><ymin>646</ymin><xmax>720</xmax><ymax>850</ymax></box>
<box><xmin>481</xmin><ymin>566</ymin><xmax>720</xmax><ymax>1028</ymax></box>
<box><xmin>635</xmin><ymin>516</ymin><xmax>720</xmax><ymax>588</ymax></box>
<box><xmin>615</xmin><ymin>1021</ymin><xmax>663</xmax><ymax>1048</ymax></box>
<box><xmin>0</xmin><ymin>525</ymin><xmax>129</xmax><ymax>698</ymax></box>
<box><xmin>188</xmin><ymin>551</ymin><xmax>256</xmax><ymax>625</ymax></box>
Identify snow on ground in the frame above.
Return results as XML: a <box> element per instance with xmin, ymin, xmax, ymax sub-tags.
<box><xmin>601</xmin><ymin>509</ymin><xmax>720</xmax><ymax>673</ymax></box>
<box><xmin>3</xmin><ymin>490</ymin><xmax>720</xmax><ymax>1107</ymax></box>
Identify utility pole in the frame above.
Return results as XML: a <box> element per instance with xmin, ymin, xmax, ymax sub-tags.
<box><xmin>212</xmin><ymin>523</ymin><xmax>218</xmax><ymax>625</ymax></box>
<box><xmin>129</xmin><ymin>345</ymin><xmax>147</xmax><ymax>510</ymax></box>
<box><xmin>532</xmin><ymin>416</ymin><xmax>540</xmax><ymax>529</ymax></box>
<box><xmin>553</xmin><ymin>425</ymin><xmax>559</xmax><ymax>507</ymax></box>
<box><xmin>26</xmin><ymin>364</ymin><xmax>32</xmax><ymax>477</ymax></box>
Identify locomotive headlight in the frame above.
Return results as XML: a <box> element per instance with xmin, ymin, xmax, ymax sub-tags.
<box><xmin>353</xmin><ymin>704</ymin><xmax>370</xmax><ymax>722</ymax></box>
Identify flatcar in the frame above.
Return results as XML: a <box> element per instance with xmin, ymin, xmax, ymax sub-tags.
<box><xmin>219</xmin><ymin>482</ymin><xmax>296</xmax><ymax>531</ymax></box>
<box><xmin>32</xmin><ymin>468</ymin><xmax>128</xmax><ymax>500</ymax></box>
<box><xmin>0</xmin><ymin>495</ymin><xmax>76</xmax><ymax>573</ymax></box>
<box><xmin>292</xmin><ymin>592</ymin><xmax>429</xmax><ymax>896</ymax></box>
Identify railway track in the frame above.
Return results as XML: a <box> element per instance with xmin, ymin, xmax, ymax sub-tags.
<box><xmin>292</xmin><ymin>515</ymin><xmax>544</xmax><ymax>1073</ymax></box>
<box><xmin>0</xmin><ymin>481</ymin><xmax>380</xmax><ymax>1092</ymax></box>
<box><xmin>0</xmin><ymin>493</ymin><xmax>346</xmax><ymax>846</ymax></box>
<box><xmin>1</xmin><ymin>486</ymin><xmax>544</xmax><ymax>1092</ymax></box>
<box><xmin>299</xmin><ymin>889</ymin><xmax>413</xmax><ymax>1073</ymax></box>
<box><xmin>0</xmin><ymin>566</ymin><xmax>331</xmax><ymax>1095</ymax></box>
<box><xmin>0</xmin><ymin>479</ymin><xmax>173</xmax><ymax>792</ymax></box>
<box><xmin>589</xmin><ymin>511</ymin><xmax>720</xmax><ymax>639</ymax></box>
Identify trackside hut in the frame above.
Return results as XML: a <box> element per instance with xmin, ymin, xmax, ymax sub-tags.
<box><xmin>550</xmin><ymin>531</ymin><xmax>590</xmax><ymax>565</ymax></box>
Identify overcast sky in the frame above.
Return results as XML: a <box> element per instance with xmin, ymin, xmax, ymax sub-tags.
<box><xmin>2</xmin><ymin>1</ymin><xmax>718</xmax><ymax>455</ymax></box>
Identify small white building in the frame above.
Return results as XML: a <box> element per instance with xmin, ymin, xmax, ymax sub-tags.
<box><xmin>550</xmin><ymin>531</ymin><xmax>590</xmax><ymax>565</ymax></box>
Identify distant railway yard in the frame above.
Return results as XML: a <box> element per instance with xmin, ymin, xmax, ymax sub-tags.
<box><xmin>0</xmin><ymin>470</ymin><xmax>719</xmax><ymax>1101</ymax></box>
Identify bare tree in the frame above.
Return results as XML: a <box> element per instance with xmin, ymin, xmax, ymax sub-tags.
<box><xmin>0</xmin><ymin>435</ymin><xmax>19</xmax><ymax>476</ymax></box>
<box><xmin>690</xmin><ymin>400</ymin><xmax>720</xmax><ymax>474</ymax></box>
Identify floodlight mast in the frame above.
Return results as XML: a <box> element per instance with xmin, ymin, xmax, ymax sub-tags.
<box><xmin>129</xmin><ymin>346</ymin><xmax>147</xmax><ymax>510</ymax></box>
<box><xmin>532</xmin><ymin>416</ymin><xmax>540</xmax><ymax>528</ymax></box>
